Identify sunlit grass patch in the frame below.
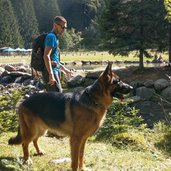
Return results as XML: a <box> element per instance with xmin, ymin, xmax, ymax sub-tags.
<box><xmin>1</xmin><ymin>51</ymin><xmax>168</xmax><ymax>65</ymax></box>
<box><xmin>1</xmin><ymin>132</ymin><xmax>171</xmax><ymax>171</ymax></box>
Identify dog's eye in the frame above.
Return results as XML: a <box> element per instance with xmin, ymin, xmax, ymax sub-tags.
<box><xmin>112</xmin><ymin>78</ymin><xmax>120</xmax><ymax>84</ymax></box>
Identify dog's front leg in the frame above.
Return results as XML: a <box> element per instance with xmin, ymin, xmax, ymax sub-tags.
<box><xmin>70</xmin><ymin>135</ymin><xmax>83</xmax><ymax>171</ymax></box>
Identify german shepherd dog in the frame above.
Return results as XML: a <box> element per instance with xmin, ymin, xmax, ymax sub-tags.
<box><xmin>8</xmin><ymin>63</ymin><xmax>132</xmax><ymax>171</ymax></box>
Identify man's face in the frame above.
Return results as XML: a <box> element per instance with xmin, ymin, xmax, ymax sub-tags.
<box><xmin>55</xmin><ymin>21</ymin><xmax>67</xmax><ymax>34</ymax></box>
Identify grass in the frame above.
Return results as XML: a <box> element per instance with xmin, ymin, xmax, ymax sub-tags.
<box><xmin>1</xmin><ymin>132</ymin><xmax>171</xmax><ymax>171</ymax></box>
<box><xmin>1</xmin><ymin>51</ymin><xmax>171</xmax><ymax>170</ymax></box>
<box><xmin>0</xmin><ymin>51</ymin><xmax>169</xmax><ymax>65</ymax></box>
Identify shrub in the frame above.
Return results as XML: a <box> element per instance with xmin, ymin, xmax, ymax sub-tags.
<box><xmin>0</xmin><ymin>88</ymin><xmax>25</xmax><ymax>133</ymax></box>
<box><xmin>95</xmin><ymin>100</ymin><xmax>146</xmax><ymax>147</ymax></box>
<box><xmin>112</xmin><ymin>131</ymin><xmax>148</xmax><ymax>151</ymax></box>
<box><xmin>153</xmin><ymin>121</ymin><xmax>171</xmax><ymax>155</ymax></box>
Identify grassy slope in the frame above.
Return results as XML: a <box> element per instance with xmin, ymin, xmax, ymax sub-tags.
<box><xmin>1</xmin><ymin>132</ymin><xmax>171</xmax><ymax>171</ymax></box>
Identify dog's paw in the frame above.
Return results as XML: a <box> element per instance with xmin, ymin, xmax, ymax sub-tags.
<box><xmin>79</xmin><ymin>167</ymin><xmax>92</xmax><ymax>171</ymax></box>
<box><xmin>37</xmin><ymin>150</ymin><xmax>45</xmax><ymax>156</ymax></box>
<box><xmin>23</xmin><ymin>157</ymin><xmax>33</xmax><ymax>165</ymax></box>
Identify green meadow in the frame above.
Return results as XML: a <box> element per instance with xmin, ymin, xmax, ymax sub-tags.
<box><xmin>0</xmin><ymin>51</ymin><xmax>168</xmax><ymax>65</ymax></box>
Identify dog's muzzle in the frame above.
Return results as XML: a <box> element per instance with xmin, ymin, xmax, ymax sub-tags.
<box><xmin>111</xmin><ymin>82</ymin><xmax>133</xmax><ymax>99</ymax></box>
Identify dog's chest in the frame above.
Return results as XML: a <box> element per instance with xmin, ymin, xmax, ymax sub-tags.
<box><xmin>96</xmin><ymin>111</ymin><xmax>107</xmax><ymax>127</ymax></box>
<box><xmin>88</xmin><ymin>110</ymin><xmax>107</xmax><ymax>135</ymax></box>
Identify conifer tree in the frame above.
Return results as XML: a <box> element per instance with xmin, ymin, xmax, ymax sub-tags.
<box><xmin>10</xmin><ymin>0</ymin><xmax>39</xmax><ymax>48</ymax></box>
<box><xmin>99</xmin><ymin>0</ymin><xmax>168</xmax><ymax>69</ymax></box>
<box><xmin>0</xmin><ymin>0</ymin><xmax>23</xmax><ymax>47</ymax></box>
<box><xmin>164</xmin><ymin>0</ymin><xmax>171</xmax><ymax>63</ymax></box>
<box><xmin>33</xmin><ymin>0</ymin><xmax>61</xmax><ymax>33</ymax></box>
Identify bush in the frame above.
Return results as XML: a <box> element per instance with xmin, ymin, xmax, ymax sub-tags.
<box><xmin>112</xmin><ymin>131</ymin><xmax>148</xmax><ymax>151</ymax></box>
<box><xmin>95</xmin><ymin>100</ymin><xmax>146</xmax><ymax>147</ymax></box>
<box><xmin>0</xmin><ymin>88</ymin><xmax>25</xmax><ymax>133</ymax></box>
<box><xmin>153</xmin><ymin>122</ymin><xmax>171</xmax><ymax>155</ymax></box>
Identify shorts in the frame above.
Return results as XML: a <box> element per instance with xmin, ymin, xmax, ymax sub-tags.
<box><xmin>41</xmin><ymin>68</ymin><xmax>62</xmax><ymax>93</ymax></box>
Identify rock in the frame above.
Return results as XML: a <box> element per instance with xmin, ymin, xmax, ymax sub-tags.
<box><xmin>67</xmin><ymin>75</ymin><xmax>85</xmax><ymax>87</ymax></box>
<box><xmin>0</xmin><ymin>75</ymin><xmax>14</xmax><ymax>84</ymax></box>
<box><xmin>161</xmin><ymin>86</ymin><xmax>171</xmax><ymax>99</ymax></box>
<box><xmin>133</xmin><ymin>100</ymin><xmax>167</xmax><ymax>128</ymax></box>
<box><xmin>136</xmin><ymin>86</ymin><xmax>155</xmax><ymax>100</ymax></box>
<box><xmin>82</xmin><ymin>61</ymin><xmax>90</xmax><ymax>65</ymax></box>
<box><xmin>14</xmin><ymin>76</ymin><xmax>23</xmax><ymax>83</ymax></box>
<box><xmin>129</xmin><ymin>96</ymin><xmax>142</xmax><ymax>102</ymax></box>
<box><xmin>4</xmin><ymin>65</ymin><xmax>16</xmax><ymax>72</ymax></box>
<box><xmin>143</xmin><ymin>79</ymin><xmax>154</xmax><ymax>88</ymax></box>
<box><xmin>23</xmin><ymin>78</ymin><xmax>32</xmax><ymax>86</ymax></box>
<box><xmin>0</xmin><ymin>67</ymin><xmax>5</xmax><ymax>74</ymax></box>
<box><xmin>6</xmin><ymin>83</ymin><xmax>21</xmax><ymax>89</ymax></box>
<box><xmin>86</xmin><ymin>71</ymin><xmax>101</xmax><ymax>79</ymax></box>
<box><xmin>130</xmin><ymin>80</ymin><xmax>144</xmax><ymax>89</ymax></box>
<box><xmin>154</xmin><ymin>79</ymin><xmax>170</xmax><ymax>91</ymax></box>
<box><xmin>1</xmin><ymin>70</ymin><xmax>10</xmax><ymax>77</ymax></box>
<box><xmin>9</xmin><ymin>71</ymin><xmax>31</xmax><ymax>78</ymax></box>
<box><xmin>17</xmin><ymin>66</ymin><xmax>27</xmax><ymax>72</ymax></box>
<box><xmin>0</xmin><ymin>84</ymin><xmax>5</xmax><ymax>90</ymax></box>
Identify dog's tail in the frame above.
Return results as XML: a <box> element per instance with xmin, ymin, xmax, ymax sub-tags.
<box><xmin>8</xmin><ymin>126</ymin><xmax>22</xmax><ymax>145</ymax></box>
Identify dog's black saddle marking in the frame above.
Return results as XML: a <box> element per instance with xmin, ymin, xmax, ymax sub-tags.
<box><xmin>22</xmin><ymin>92</ymin><xmax>73</xmax><ymax>127</ymax></box>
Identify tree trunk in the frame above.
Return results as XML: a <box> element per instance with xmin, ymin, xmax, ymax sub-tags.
<box><xmin>169</xmin><ymin>23</ymin><xmax>171</xmax><ymax>64</ymax></box>
<box><xmin>139</xmin><ymin>0</ymin><xmax>144</xmax><ymax>69</ymax></box>
<box><xmin>139</xmin><ymin>49</ymin><xmax>144</xmax><ymax>69</ymax></box>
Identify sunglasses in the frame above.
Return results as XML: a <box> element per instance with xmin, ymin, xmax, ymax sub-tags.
<box><xmin>57</xmin><ymin>23</ymin><xmax>67</xmax><ymax>30</ymax></box>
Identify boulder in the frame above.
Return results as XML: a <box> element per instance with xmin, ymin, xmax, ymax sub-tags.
<box><xmin>154</xmin><ymin>79</ymin><xmax>170</xmax><ymax>91</ymax></box>
<box><xmin>0</xmin><ymin>67</ymin><xmax>5</xmax><ymax>75</ymax></box>
<box><xmin>130</xmin><ymin>80</ymin><xmax>144</xmax><ymax>89</ymax></box>
<box><xmin>4</xmin><ymin>65</ymin><xmax>16</xmax><ymax>72</ymax></box>
<box><xmin>67</xmin><ymin>75</ymin><xmax>85</xmax><ymax>87</ymax></box>
<box><xmin>86</xmin><ymin>71</ymin><xmax>101</xmax><ymax>79</ymax></box>
<box><xmin>161</xmin><ymin>86</ymin><xmax>171</xmax><ymax>99</ymax></box>
<box><xmin>17</xmin><ymin>66</ymin><xmax>27</xmax><ymax>72</ymax></box>
<box><xmin>0</xmin><ymin>75</ymin><xmax>14</xmax><ymax>84</ymax></box>
<box><xmin>136</xmin><ymin>86</ymin><xmax>155</xmax><ymax>100</ymax></box>
<box><xmin>143</xmin><ymin>79</ymin><xmax>154</xmax><ymax>88</ymax></box>
<box><xmin>10</xmin><ymin>71</ymin><xmax>31</xmax><ymax>78</ymax></box>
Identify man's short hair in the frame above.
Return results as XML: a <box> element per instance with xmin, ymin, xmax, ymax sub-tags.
<box><xmin>54</xmin><ymin>16</ymin><xmax>67</xmax><ymax>24</ymax></box>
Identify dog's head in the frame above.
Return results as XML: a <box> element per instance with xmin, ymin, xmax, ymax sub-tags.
<box><xmin>99</xmin><ymin>62</ymin><xmax>132</xmax><ymax>100</ymax></box>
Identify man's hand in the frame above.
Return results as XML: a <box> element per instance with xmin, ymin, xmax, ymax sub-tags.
<box><xmin>66</xmin><ymin>70</ymin><xmax>73</xmax><ymax>78</ymax></box>
<box><xmin>48</xmin><ymin>73</ymin><xmax>56</xmax><ymax>86</ymax></box>
<box><xmin>32</xmin><ymin>68</ymin><xmax>39</xmax><ymax>80</ymax></box>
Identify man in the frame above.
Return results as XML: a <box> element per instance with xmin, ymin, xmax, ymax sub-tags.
<box><xmin>42</xmin><ymin>16</ymin><xmax>72</xmax><ymax>92</ymax></box>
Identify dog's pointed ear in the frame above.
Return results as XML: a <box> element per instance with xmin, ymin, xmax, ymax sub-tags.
<box><xmin>103</xmin><ymin>62</ymin><xmax>112</xmax><ymax>76</ymax></box>
<box><xmin>99</xmin><ymin>62</ymin><xmax>113</xmax><ymax>82</ymax></box>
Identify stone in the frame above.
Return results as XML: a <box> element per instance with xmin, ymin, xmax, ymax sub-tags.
<box><xmin>136</xmin><ymin>86</ymin><xmax>155</xmax><ymax>100</ymax></box>
<box><xmin>144</xmin><ymin>79</ymin><xmax>154</xmax><ymax>88</ymax></box>
<box><xmin>67</xmin><ymin>75</ymin><xmax>84</xmax><ymax>87</ymax></box>
<box><xmin>161</xmin><ymin>86</ymin><xmax>171</xmax><ymax>99</ymax></box>
<box><xmin>154</xmin><ymin>79</ymin><xmax>170</xmax><ymax>91</ymax></box>
<box><xmin>4</xmin><ymin>65</ymin><xmax>16</xmax><ymax>72</ymax></box>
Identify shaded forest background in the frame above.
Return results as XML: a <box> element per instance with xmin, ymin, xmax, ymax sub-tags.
<box><xmin>0</xmin><ymin>0</ymin><xmax>171</xmax><ymax>68</ymax></box>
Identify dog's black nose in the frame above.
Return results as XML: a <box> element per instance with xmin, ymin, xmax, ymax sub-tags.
<box><xmin>128</xmin><ymin>85</ymin><xmax>133</xmax><ymax>91</ymax></box>
<box><xmin>121</xmin><ymin>83</ymin><xmax>133</xmax><ymax>94</ymax></box>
